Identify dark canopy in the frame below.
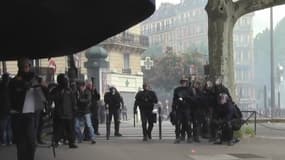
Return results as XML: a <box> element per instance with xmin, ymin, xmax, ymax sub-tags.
<box><xmin>0</xmin><ymin>0</ymin><xmax>155</xmax><ymax>60</ymax></box>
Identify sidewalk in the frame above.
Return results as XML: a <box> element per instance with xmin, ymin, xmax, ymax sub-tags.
<box><xmin>1</xmin><ymin>137</ymin><xmax>284</xmax><ymax>160</ymax></box>
<box><xmin>1</xmin><ymin>121</ymin><xmax>285</xmax><ymax>160</ymax></box>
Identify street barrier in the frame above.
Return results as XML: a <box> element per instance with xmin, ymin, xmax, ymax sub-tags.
<box><xmin>241</xmin><ymin>110</ymin><xmax>257</xmax><ymax>135</ymax></box>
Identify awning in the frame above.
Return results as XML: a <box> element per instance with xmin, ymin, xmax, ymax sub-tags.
<box><xmin>0</xmin><ymin>0</ymin><xmax>155</xmax><ymax>60</ymax></box>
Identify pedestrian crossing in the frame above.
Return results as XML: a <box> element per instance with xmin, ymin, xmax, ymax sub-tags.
<box><xmin>96</xmin><ymin>120</ymin><xmax>176</xmax><ymax>140</ymax></box>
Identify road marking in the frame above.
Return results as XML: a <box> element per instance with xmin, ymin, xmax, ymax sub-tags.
<box><xmin>189</xmin><ymin>154</ymin><xmax>239</xmax><ymax>160</ymax></box>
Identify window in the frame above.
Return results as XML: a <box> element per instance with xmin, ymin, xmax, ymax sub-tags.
<box><xmin>123</xmin><ymin>53</ymin><xmax>130</xmax><ymax>69</ymax></box>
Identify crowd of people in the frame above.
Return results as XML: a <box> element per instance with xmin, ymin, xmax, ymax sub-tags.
<box><xmin>170</xmin><ymin>77</ymin><xmax>243</xmax><ymax>145</ymax></box>
<box><xmin>0</xmin><ymin>58</ymin><xmax>126</xmax><ymax>160</ymax></box>
<box><xmin>0</xmin><ymin>58</ymin><xmax>243</xmax><ymax>160</ymax></box>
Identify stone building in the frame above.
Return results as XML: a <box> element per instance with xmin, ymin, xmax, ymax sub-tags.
<box><xmin>0</xmin><ymin>28</ymin><xmax>148</xmax><ymax>115</ymax></box>
<box><xmin>140</xmin><ymin>0</ymin><xmax>256</xmax><ymax>110</ymax></box>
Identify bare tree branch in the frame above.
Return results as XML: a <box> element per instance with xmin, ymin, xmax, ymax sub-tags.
<box><xmin>235</xmin><ymin>0</ymin><xmax>285</xmax><ymax>18</ymax></box>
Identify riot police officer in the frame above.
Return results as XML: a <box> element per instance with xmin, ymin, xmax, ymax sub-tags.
<box><xmin>134</xmin><ymin>83</ymin><xmax>158</xmax><ymax>141</ymax></box>
<box><xmin>214</xmin><ymin>78</ymin><xmax>232</xmax><ymax>101</ymax></box>
<box><xmin>172</xmin><ymin>78</ymin><xmax>193</xmax><ymax>144</ymax></box>
<box><xmin>190</xmin><ymin>80</ymin><xmax>204</xmax><ymax>143</ymax></box>
<box><xmin>202</xmin><ymin>80</ymin><xmax>216</xmax><ymax>140</ymax></box>
<box><xmin>211</xmin><ymin>93</ymin><xmax>236</xmax><ymax>146</ymax></box>
<box><xmin>104</xmin><ymin>86</ymin><xmax>124</xmax><ymax>136</ymax></box>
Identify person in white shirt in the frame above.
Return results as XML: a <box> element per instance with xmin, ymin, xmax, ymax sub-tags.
<box><xmin>9</xmin><ymin>58</ymin><xmax>46</xmax><ymax>160</ymax></box>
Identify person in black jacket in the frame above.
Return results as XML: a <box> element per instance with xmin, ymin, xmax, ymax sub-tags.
<box><xmin>201</xmin><ymin>80</ymin><xmax>216</xmax><ymax>141</ymax></box>
<box><xmin>74</xmin><ymin>81</ymin><xmax>96</xmax><ymax>144</ymax></box>
<box><xmin>50</xmin><ymin>74</ymin><xmax>78</xmax><ymax>148</ymax></box>
<box><xmin>0</xmin><ymin>73</ymin><xmax>12</xmax><ymax>145</ymax></box>
<box><xmin>104</xmin><ymin>86</ymin><xmax>124</xmax><ymax>137</ymax></box>
<box><xmin>86</xmin><ymin>81</ymin><xmax>101</xmax><ymax>135</ymax></box>
<box><xmin>211</xmin><ymin>93</ymin><xmax>236</xmax><ymax>146</ymax></box>
<box><xmin>134</xmin><ymin>83</ymin><xmax>158</xmax><ymax>141</ymax></box>
<box><xmin>214</xmin><ymin>78</ymin><xmax>232</xmax><ymax>102</ymax></box>
<box><xmin>172</xmin><ymin>78</ymin><xmax>193</xmax><ymax>144</ymax></box>
<box><xmin>9</xmin><ymin>58</ymin><xmax>47</xmax><ymax>160</ymax></box>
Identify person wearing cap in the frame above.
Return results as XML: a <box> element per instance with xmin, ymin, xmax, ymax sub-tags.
<box><xmin>9</xmin><ymin>58</ymin><xmax>47</xmax><ymax>160</ymax></box>
<box><xmin>171</xmin><ymin>78</ymin><xmax>193</xmax><ymax>144</ymax></box>
<box><xmin>134</xmin><ymin>83</ymin><xmax>158</xmax><ymax>141</ymax></box>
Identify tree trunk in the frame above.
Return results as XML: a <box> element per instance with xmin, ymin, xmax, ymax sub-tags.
<box><xmin>206</xmin><ymin>0</ymin><xmax>236</xmax><ymax>95</ymax></box>
<box><xmin>205</xmin><ymin>0</ymin><xmax>285</xmax><ymax>99</ymax></box>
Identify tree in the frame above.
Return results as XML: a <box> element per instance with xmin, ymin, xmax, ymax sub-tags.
<box><xmin>274</xmin><ymin>17</ymin><xmax>285</xmax><ymax>62</ymax></box>
<box><xmin>206</xmin><ymin>0</ymin><xmax>285</xmax><ymax>96</ymax></box>
<box><xmin>142</xmin><ymin>45</ymin><xmax>163</xmax><ymax>58</ymax></box>
<box><xmin>143</xmin><ymin>50</ymin><xmax>204</xmax><ymax>99</ymax></box>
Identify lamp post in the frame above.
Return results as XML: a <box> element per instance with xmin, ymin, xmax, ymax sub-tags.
<box><xmin>270</xmin><ymin>7</ymin><xmax>275</xmax><ymax>118</ymax></box>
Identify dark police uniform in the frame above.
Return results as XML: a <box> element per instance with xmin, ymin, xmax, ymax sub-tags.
<box><xmin>104</xmin><ymin>87</ymin><xmax>124</xmax><ymax>136</ymax></box>
<box><xmin>172</xmin><ymin>86</ymin><xmax>192</xmax><ymax>143</ymax></box>
<box><xmin>134</xmin><ymin>89</ymin><xmax>158</xmax><ymax>141</ymax></box>
<box><xmin>211</xmin><ymin>93</ymin><xmax>236</xmax><ymax>145</ymax></box>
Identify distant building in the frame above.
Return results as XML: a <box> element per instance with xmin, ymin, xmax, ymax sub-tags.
<box><xmin>140</xmin><ymin>0</ymin><xmax>256</xmax><ymax>110</ymax></box>
<box><xmin>98</xmin><ymin>31</ymin><xmax>148</xmax><ymax>114</ymax></box>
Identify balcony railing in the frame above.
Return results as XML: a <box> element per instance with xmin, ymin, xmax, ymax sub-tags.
<box><xmin>101</xmin><ymin>32</ymin><xmax>149</xmax><ymax>48</ymax></box>
<box><xmin>122</xmin><ymin>68</ymin><xmax>132</xmax><ymax>74</ymax></box>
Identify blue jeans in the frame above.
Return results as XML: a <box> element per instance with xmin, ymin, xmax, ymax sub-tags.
<box><xmin>0</xmin><ymin>115</ymin><xmax>13</xmax><ymax>145</ymax></box>
<box><xmin>75</xmin><ymin>113</ymin><xmax>96</xmax><ymax>142</ymax></box>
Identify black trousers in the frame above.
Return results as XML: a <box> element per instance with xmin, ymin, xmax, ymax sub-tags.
<box><xmin>35</xmin><ymin>111</ymin><xmax>45</xmax><ymax>142</ymax></box>
<box><xmin>11</xmin><ymin>113</ymin><xmax>36</xmax><ymax>160</ymax></box>
<box><xmin>53</xmin><ymin>118</ymin><xmax>75</xmax><ymax>145</ymax></box>
<box><xmin>140</xmin><ymin>110</ymin><xmax>154</xmax><ymax>138</ymax></box>
<box><xmin>92</xmin><ymin>110</ymin><xmax>99</xmax><ymax>134</ymax></box>
<box><xmin>108</xmin><ymin>109</ymin><xmax>120</xmax><ymax>134</ymax></box>
<box><xmin>175</xmin><ymin>108</ymin><xmax>192</xmax><ymax>139</ymax></box>
<box><xmin>192</xmin><ymin>108</ymin><xmax>204</xmax><ymax>139</ymax></box>
<box><xmin>210</xmin><ymin>119</ymin><xmax>233</xmax><ymax>142</ymax></box>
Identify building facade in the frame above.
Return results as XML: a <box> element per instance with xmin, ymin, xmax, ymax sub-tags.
<box><xmin>140</xmin><ymin>0</ymin><xmax>256</xmax><ymax>110</ymax></box>
<box><xmin>0</xmin><ymin>28</ymin><xmax>147</xmax><ymax>115</ymax></box>
<box><xmin>98</xmin><ymin>31</ymin><xmax>148</xmax><ymax>115</ymax></box>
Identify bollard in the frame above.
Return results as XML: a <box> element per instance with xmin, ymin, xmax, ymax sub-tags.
<box><xmin>254</xmin><ymin>111</ymin><xmax>257</xmax><ymax>135</ymax></box>
<box><xmin>106</xmin><ymin>106</ymin><xmax>110</xmax><ymax>140</ymax></box>
<box><xmin>158</xmin><ymin>107</ymin><xmax>162</xmax><ymax>140</ymax></box>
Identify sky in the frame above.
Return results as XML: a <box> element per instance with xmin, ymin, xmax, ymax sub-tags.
<box><xmin>156</xmin><ymin>0</ymin><xmax>285</xmax><ymax>37</ymax></box>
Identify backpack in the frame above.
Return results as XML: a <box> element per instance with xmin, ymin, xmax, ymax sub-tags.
<box><xmin>231</xmin><ymin>103</ymin><xmax>243</xmax><ymax>131</ymax></box>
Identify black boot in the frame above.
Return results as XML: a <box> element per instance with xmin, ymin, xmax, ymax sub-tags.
<box><xmin>114</xmin><ymin>122</ymin><xmax>122</xmax><ymax>136</ymax></box>
<box><xmin>147</xmin><ymin>131</ymin><xmax>152</xmax><ymax>140</ymax></box>
<box><xmin>69</xmin><ymin>143</ymin><xmax>78</xmax><ymax>149</ymax></box>
<box><xmin>143</xmin><ymin>136</ymin><xmax>148</xmax><ymax>141</ymax></box>
<box><xmin>114</xmin><ymin>133</ymin><xmax>122</xmax><ymax>137</ymax></box>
